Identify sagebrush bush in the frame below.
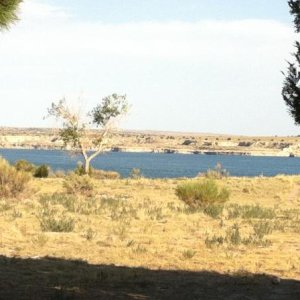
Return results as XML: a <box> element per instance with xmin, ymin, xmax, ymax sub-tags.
<box><xmin>129</xmin><ymin>168</ymin><xmax>143</xmax><ymax>179</ymax></box>
<box><xmin>253</xmin><ymin>221</ymin><xmax>273</xmax><ymax>239</ymax></box>
<box><xmin>83</xmin><ymin>228</ymin><xmax>97</xmax><ymax>241</ymax></box>
<box><xmin>205</xmin><ymin>223</ymin><xmax>272</xmax><ymax>248</ymax></box>
<box><xmin>182</xmin><ymin>249</ymin><xmax>196</xmax><ymax>259</ymax></box>
<box><xmin>74</xmin><ymin>163</ymin><xmax>86</xmax><ymax>176</ymax></box>
<box><xmin>204</xmin><ymin>204</ymin><xmax>224</xmax><ymax>219</ymax></box>
<box><xmin>227</xmin><ymin>223</ymin><xmax>242</xmax><ymax>245</ymax></box>
<box><xmin>176</xmin><ymin>179</ymin><xmax>230</xmax><ymax>209</ymax></box>
<box><xmin>0</xmin><ymin>157</ymin><xmax>31</xmax><ymax>197</ymax></box>
<box><xmin>227</xmin><ymin>204</ymin><xmax>276</xmax><ymax>219</ymax></box>
<box><xmin>38</xmin><ymin>204</ymin><xmax>73</xmax><ymax>231</ymax></box>
<box><xmin>34</xmin><ymin>164</ymin><xmax>49</xmax><ymax>178</ymax></box>
<box><xmin>63</xmin><ymin>173</ymin><xmax>94</xmax><ymax>196</ymax></box>
<box><xmin>39</xmin><ymin>193</ymin><xmax>77</xmax><ymax>212</ymax></box>
<box><xmin>39</xmin><ymin>211</ymin><xmax>75</xmax><ymax>232</ymax></box>
<box><xmin>14</xmin><ymin>159</ymin><xmax>36</xmax><ymax>173</ymax></box>
<box><xmin>199</xmin><ymin>163</ymin><xmax>229</xmax><ymax>179</ymax></box>
<box><xmin>205</xmin><ymin>235</ymin><xmax>225</xmax><ymax>248</ymax></box>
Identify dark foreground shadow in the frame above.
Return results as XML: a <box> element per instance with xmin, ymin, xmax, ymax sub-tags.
<box><xmin>0</xmin><ymin>255</ymin><xmax>299</xmax><ymax>300</ymax></box>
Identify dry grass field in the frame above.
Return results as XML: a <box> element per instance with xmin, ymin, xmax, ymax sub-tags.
<box><xmin>1</xmin><ymin>173</ymin><xmax>300</xmax><ymax>299</ymax></box>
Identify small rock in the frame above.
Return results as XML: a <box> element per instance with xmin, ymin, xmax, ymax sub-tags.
<box><xmin>272</xmin><ymin>277</ymin><xmax>281</xmax><ymax>285</ymax></box>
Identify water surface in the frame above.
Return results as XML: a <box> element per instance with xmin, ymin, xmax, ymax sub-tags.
<box><xmin>0</xmin><ymin>149</ymin><xmax>299</xmax><ymax>178</ymax></box>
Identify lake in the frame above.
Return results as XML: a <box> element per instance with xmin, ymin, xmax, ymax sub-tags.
<box><xmin>0</xmin><ymin>149</ymin><xmax>300</xmax><ymax>178</ymax></box>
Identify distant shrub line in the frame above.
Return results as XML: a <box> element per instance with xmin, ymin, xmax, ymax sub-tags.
<box><xmin>14</xmin><ymin>159</ymin><xmax>49</xmax><ymax>178</ymax></box>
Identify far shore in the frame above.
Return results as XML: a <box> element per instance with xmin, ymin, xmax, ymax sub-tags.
<box><xmin>0</xmin><ymin>127</ymin><xmax>299</xmax><ymax>157</ymax></box>
<box><xmin>0</xmin><ymin>145</ymin><xmax>296</xmax><ymax>158</ymax></box>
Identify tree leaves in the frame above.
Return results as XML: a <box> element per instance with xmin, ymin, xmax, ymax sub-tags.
<box><xmin>282</xmin><ymin>1</ymin><xmax>300</xmax><ymax>125</ymax></box>
<box><xmin>91</xmin><ymin>94</ymin><xmax>128</xmax><ymax>127</ymax></box>
<box><xmin>289</xmin><ymin>0</ymin><xmax>300</xmax><ymax>33</ymax></box>
<box><xmin>0</xmin><ymin>0</ymin><xmax>22</xmax><ymax>30</ymax></box>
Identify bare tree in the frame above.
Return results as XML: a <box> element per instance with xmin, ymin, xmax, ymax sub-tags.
<box><xmin>47</xmin><ymin>94</ymin><xmax>128</xmax><ymax>174</ymax></box>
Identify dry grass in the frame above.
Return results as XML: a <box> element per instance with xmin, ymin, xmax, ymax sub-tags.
<box><xmin>0</xmin><ymin>175</ymin><xmax>300</xmax><ymax>298</ymax></box>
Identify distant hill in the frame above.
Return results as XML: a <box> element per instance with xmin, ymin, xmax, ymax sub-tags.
<box><xmin>0</xmin><ymin>127</ymin><xmax>299</xmax><ymax>157</ymax></box>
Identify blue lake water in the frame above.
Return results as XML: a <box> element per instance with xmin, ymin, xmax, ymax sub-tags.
<box><xmin>0</xmin><ymin>149</ymin><xmax>300</xmax><ymax>178</ymax></box>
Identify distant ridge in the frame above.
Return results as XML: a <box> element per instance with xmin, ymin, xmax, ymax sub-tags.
<box><xmin>0</xmin><ymin>126</ymin><xmax>295</xmax><ymax>138</ymax></box>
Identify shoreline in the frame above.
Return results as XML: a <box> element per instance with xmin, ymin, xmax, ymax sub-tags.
<box><xmin>0</xmin><ymin>127</ymin><xmax>299</xmax><ymax>158</ymax></box>
<box><xmin>0</xmin><ymin>145</ymin><xmax>296</xmax><ymax>158</ymax></box>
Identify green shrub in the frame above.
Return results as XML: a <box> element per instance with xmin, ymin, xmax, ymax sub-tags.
<box><xmin>83</xmin><ymin>228</ymin><xmax>97</xmax><ymax>241</ymax></box>
<box><xmin>0</xmin><ymin>157</ymin><xmax>31</xmax><ymax>197</ymax></box>
<box><xmin>205</xmin><ymin>223</ymin><xmax>272</xmax><ymax>248</ymax></box>
<box><xmin>227</xmin><ymin>223</ymin><xmax>242</xmax><ymax>245</ymax></box>
<box><xmin>205</xmin><ymin>235</ymin><xmax>225</xmax><ymax>248</ymax></box>
<box><xmin>39</xmin><ymin>213</ymin><xmax>75</xmax><ymax>232</ymax></box>
<box><xmin>253</xmin><ymin>221</ymin><xmax>273</xmax><ymax>239</ymax></box>
<box><xmin>74</xmin><ymin>163</ymin><xmax>86</xmax><ymax>176</ymax></box>
<box><xmin>227</xmin><ymin>204</ymin><xmax>276</xmax><ymax>219</ymax></box>
<box><xmin>63</xmin><ymin>173</ymin><xmax>94</xmax><ymax>196</ymax></box>
<box><xmin>38</xmin><ymin>205</ymin><xmax>75</xmax><ymax>232</ymax></box>
<box><xmin>147</xmin><ymin>207</ymin><xmax>164</xmax><ymax>220</ymax></box>
<box><xmin>182</xmin><ymin>249</ymin><xmax>196</xmax><ymax>259</ymax></box>
<box><xmin>76</xmin><ymin>198</ymin><xmax>102</xmax><ymax>215</ymax></box>
<box><xmin>204</xmin><ymin>204</ymin><xmax>224</xmax><ymax>219</ymax></box>
<box><xmin>14</xmin><ymin>159</ymin><xmax>36</xmax><ymax>173</ymax></box>
<box><xmin>241</xmin><ymin>236</ymin><xmax>272</xmax><ymax>247</ymax></box>
<box><xmin>39</xmin><ymin>193</ymin><xmax>77</xmax><ymax>212</ymax></box>
<box><xmin>34</xmin><ymin>165</ymin><xmax>49</xmax><ymax>178</ymax></box>
<box><xmin>176</xmin><ymin>179</ymin><xmax>230</xmax><ymax>209</ymax></box>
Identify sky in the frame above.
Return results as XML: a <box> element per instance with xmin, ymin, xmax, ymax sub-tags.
<box><xmin>0</xmin><ymin>0</ymin><xmax>299</xmax><ymax>136</ymax></box>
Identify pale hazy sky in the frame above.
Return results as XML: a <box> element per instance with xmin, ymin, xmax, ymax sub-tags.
<box><xmin>0</xmin><ymin>0</ymin><xmax>299</xmax><ymax>135</ymax></box>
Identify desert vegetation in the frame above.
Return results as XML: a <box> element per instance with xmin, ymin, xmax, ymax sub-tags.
<box><xmin>0</xmin><ymin>157</ymin><xmax>30</xmax><ymax>197</ymax></box>
<box><xmin>1</xmin><ymin>0</ymin><xmax>300</xmax><ymax>298</ymax></box>
<box><xmin>175</xmin><ymin>179</ymin><xmax>230</xmax><ymax>209</ymax></box>
<box><xmin>0</xmin><ymin>159</ymin><xmax>300</xmax><ymax>282</ymax></box>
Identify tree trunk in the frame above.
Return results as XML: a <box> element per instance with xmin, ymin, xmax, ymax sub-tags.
<box><xmin>83</xmin><ymin>149</ymin><xmax>103</xmax><ymax>175</ymax></box>
<box><xmin>84</xmin><ymin>158</ymin><xmax>91</xmax><ymax>174</ymax></box>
